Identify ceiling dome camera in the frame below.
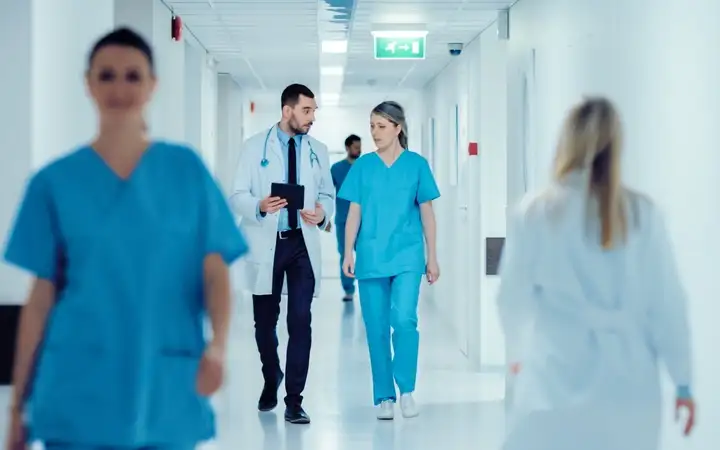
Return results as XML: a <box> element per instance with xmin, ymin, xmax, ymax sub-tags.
<box><xmin>448</xmin><ymin>43</ymin><xmax>464</xmax><ymax>56</ymax></box>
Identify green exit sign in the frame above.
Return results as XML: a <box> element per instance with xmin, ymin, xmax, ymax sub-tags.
<box><xmin>373</xmin><ymin>32</ymin><xmax>427</xmax><ymax>60</ymax></box>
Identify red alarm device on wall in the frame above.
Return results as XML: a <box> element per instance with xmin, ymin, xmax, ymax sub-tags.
<box><xmin>171</xmin><ymin>15</ymin><xmax>183</xmax><ymax>41</ymax></box>
<box><xmin>468</xmin><ymin>141</ymin><xmax>478</xmax><ymax>156</ymax></box>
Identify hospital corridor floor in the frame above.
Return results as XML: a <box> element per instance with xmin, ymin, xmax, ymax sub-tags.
<box><xmin>0</xmin><ymin>277</ymin><xmax>506</xmax><ymax>449</ymax></box>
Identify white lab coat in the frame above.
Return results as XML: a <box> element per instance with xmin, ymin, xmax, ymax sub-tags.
<box><xmin>229</xmin><ymin>124</ymin><xmax>335</xmax><ymax>297</ymax></box>
<box><xmin>497</xmin><ymin>170</ymin><xmax>692</xmax><ymax>450</ymax></box>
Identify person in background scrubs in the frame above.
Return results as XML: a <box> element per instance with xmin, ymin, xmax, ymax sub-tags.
<box><xmin>3</xmin><ymin>27</ymin><xmax>248</xmax><ymax>450</ymax></box>
<box><xmin>331</xmin><ymin>134</ymin><xmax>362</xmax><ymax>301</ymax></box>
<box><xmin>498</xmin><ymin>97</ymin><xmax>696</xmax><ymax>450</ymax></box>
<box><xmin>339</xmin><ymin>101</ymin><xmax>440</xmax><ymax>420</ymax></box>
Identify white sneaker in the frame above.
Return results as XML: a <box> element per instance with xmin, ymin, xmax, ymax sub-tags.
<box><xmin>399</xmin><ymin>393</ymin><xmax>419</xmax><ymax>418</ymax></box>
<box><xmin>376</xmin><ymin>399</ymin><xmax>395</xmax><ymax>420</ymax></box>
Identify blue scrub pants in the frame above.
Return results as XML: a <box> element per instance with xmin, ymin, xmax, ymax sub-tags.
<box><xmin>358</xmin><ymin>272</ymin><xmax>422</xmax><ymax>405</ymax></box>
<box><xmin>335</xmin><ymin>222</ymin><xmax>355</xmax><ymax>295</ymax></box>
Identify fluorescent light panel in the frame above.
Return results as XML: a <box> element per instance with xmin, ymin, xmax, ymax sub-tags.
<box><xmin>320</xmin><ymin>66</ymin><xmax>344</xmax><ymax>76</ymax></box>
<box><xmin>321</xmin><ymin>40</ymin><xmax>348</xmax><ymax>54</ymax></box>
<box><xmin>371</xmin><ymin>30</ymin><xmax>428</xmax><ymax>38</ymax></box>
<box><xmin>321</xmin><ymin>92</ymin><xmax>341</xmax><ymax>102</ymax></box>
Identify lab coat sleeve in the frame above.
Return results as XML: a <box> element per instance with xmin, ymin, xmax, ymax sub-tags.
<box><xmin>496</xmin><ymin>199</ymin><xmax>537</xmax><ymax>365</ymax></box>
<box><xmin>646</xmin><ymin>207</ymin><xmax>693</xmax><ymax>389</ymax></box>
<box><xmin>199</xmin><ymin>162</ymin><xmax>249</xmax><ymax>265</ymax></box>
<box><xmin>229</xmin><ymin>140</ymin><xmax>263</xmax><ymax>225</ymax></box>
<box><xmin>316</xmin><ymin>142</ymin><xmax>335</xmax><ymax>225</ymax></box>
<box><xmin>3</xmin><ymin>172</ymin><xmax>61</xmax><ymax>282</ymax></box>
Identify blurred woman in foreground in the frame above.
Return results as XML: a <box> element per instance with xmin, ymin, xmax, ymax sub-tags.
<box><xmin>4</xmin><ymin>27</ymin><xmax>247</xmax><ymax>450</ymax></box>
<box><xmin>498</xmin><ymin>97</ymin><xmax>696</xmax><ymax>450</ymax></box>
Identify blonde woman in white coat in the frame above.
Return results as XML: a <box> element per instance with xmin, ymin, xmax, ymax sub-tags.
<box><xmin>498</xmin><ymin>97</ymin><xmax>696</xmax><ymax>450</ymax></box>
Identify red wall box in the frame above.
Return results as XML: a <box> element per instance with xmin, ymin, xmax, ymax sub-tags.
<box><xmin>468</xmin><ymin>141</ymin><xmax>478</xmax><ymax>156</ymax></box>
<box><xmin>171</xmin><ymin>15</ymin><xmax>183</xmax><ymax>41</ymax></box>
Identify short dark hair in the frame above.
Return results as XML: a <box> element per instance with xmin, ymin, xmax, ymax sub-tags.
<box><xmin>281</xmin><ymin>84</ymin><xmax>315</xmax><ymax>109</ymax></box>
<box><xmin>88</xmin><ymin>27</ymin><xmax>154</xmax><ymax>73</ymax></box>
<box><xmin>344</xmin><ymin>134</ymin><xmax>361</xmax><ymax>148</ymax></box>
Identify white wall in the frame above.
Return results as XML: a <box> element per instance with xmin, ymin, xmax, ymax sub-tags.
<box><xmin>31</xmin><ymin>0</ymin><xmax>115</xmax><ymax>165</ymax></box>
<box><xmin>421</xmin><ymin>26</ymin><xmax>508</xmax><ymax>369</ymax></box>
<box><xmin>183</xmin><ymin>39</ymin><xmax>218</xmax><ymax>168</ymax></box>
<box><xmin>216</xmin><ymin>75</ymin><xmax>244</xmax><ymax>194</ymax></box>
<box><xmin>150</xmin><ymin>3</ymin><xmax>185</xmax><ymax>141</ymax></box>
<box><xmin>116</xmin><ymin>0</ymin><xmax>219</xmax><ymax>170</ymax></box>
<box><xmin>0</xmin><ymin>0</ymin><xmax>115</xmax><ymax>304</ymax></box>
<box><xmin>507</xmin><ymin>0</ymin><xmax>720</xmax><ymax>447</ymax></box>
<box><xmin>184</xmin><ymin>42</ymin><xmax>203</xmax><ymax>151</ymax></box>
<box><xmin>200</xmin><ymin>61</ymin><xmax>218</xmax><ymax>169</ymax></box>
<box><xmin>0</xmin><ymin>1</ymin><xmax>34</xmax><ymax>304</ymax></box>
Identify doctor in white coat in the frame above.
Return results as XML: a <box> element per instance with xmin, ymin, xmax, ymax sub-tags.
<box><xmin>498</xmin><ymin>97</ymin><xmax>696</xmax><ymax>450</ymax></box>
<box><xmin>230</xmin><ymin>84</ymin><xmax>334</xmax><ymax>425</ymax></box>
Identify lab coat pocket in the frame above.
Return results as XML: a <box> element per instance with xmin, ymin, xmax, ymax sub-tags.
<box><xmin>153</xmin><ymin>352</ymin><xmax>214</xmax><ymax>441</ymax></box>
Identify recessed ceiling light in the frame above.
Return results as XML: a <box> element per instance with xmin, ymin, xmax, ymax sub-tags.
<box><xmin>321</xmin><ymin>40</ymin><xmax>348</xmax><ymax>54</ymax></box>
<box><xmin>321</xmin><ymin>92</ymin><xmax>341</xmax><ymax>101</ymax></box>
<box><xmin>320</xmin><ymin>66</ymin><xmax>345</xmax><ymax>76</ymax></box>
<box><xmin>371</xmin><ymin>30</ymin><xmax>428</xmax><ymax>38</ymax></box>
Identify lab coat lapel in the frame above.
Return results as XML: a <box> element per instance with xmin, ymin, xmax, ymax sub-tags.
<box><xmin>299</xmin><ymin>136</ymin><xmax>315</xmax><ymax>209</ymax></box>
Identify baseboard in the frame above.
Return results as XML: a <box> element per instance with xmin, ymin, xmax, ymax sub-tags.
<box><xmin>0</xmin><ymin>305</ymin><xmax>21</xmax><ymax>385</ymax></box>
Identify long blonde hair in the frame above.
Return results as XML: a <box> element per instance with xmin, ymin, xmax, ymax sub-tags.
<box><xmin>553</xmin><ymin>97</ymin><xmax>626</xmax><ymax>249</ymax></box>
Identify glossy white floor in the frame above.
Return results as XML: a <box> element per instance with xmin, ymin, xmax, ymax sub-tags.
<box><xmin>0</xmin><ymin>276</ymin><xmax>507</xmax><ymax>450</ymax></box>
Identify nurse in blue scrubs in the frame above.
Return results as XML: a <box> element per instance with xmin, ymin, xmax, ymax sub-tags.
<box><xmin>339</xmin><ymin>101</ymin><xmax>440</xmax><ymax>420</ymax></box>
<box><xmin>3</xmin><ymin>28</ymin><xmax>248</xmax><ymax>450</ymax></box>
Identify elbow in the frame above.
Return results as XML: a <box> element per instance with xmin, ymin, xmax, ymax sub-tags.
<box><xmin>203</xmin><ymin>254</ymin><xmax>230</xmax><ymax>288</ymax></box>
<box><xmin>24</xmin><ymin>279</ymin><xmax>55</xmax><ymax>317</ymax></box>
<box><xmin>420</xmin><ymin>202</ymin><xmax>436</xmax><ymax>222</ymax></box>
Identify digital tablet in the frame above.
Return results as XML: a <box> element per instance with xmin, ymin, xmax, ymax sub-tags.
<box><xmin>271</xmin><ymin>182</ymin><xmax>305</xmax><ymax>210</ymax></box>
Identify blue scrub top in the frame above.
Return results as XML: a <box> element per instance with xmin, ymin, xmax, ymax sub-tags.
<box><xmin>4</xmin><ymin>141</ymin><xmax>248</xmax><ymax>447</ymax></box>
<box><xmin>331</xmin><ymin>159</ymin><xmax>353</xmax><ymax>224</ymax></box>
<box><xmin>338</xmin><ymin>151</ymin><xmax>440</xmax><ymax>280</ymax></box>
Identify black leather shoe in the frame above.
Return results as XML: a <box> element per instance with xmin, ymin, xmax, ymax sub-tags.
<box><xmin>284</xmin><ymin>405</ymin><xmax>311</xmax><ymax>424</ymax></box>
<box><xmin>258</xmin><ymin>372</ymin><xmax>284</xmax><ymax>412</ymax></box>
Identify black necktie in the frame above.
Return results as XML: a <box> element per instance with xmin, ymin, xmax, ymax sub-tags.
<box><xmin>288</xmin><ymin>137</ymin><xmax>298</xmax><ymax>229</ymax></box>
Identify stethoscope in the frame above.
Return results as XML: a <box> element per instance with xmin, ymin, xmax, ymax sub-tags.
<box><xmin>260</xmin><ymin>126</ymin><xmax>320</xmax><ymax>169</ymax></box>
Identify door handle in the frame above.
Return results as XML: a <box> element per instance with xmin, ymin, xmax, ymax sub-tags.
<box><xmin>459</xmin><ymin>205</ymin><xmax>468</xmax><ymax>211</ymax></box>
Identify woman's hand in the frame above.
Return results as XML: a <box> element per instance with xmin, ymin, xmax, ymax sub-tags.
<box><xmin>675</xmin><ymin>397</ymin><xmax>696</xmax><ymax>436</ymax></box>
<box><xmin>426</xmin><ymin>258</ymin><xmax>440</xmax><ymax>284</ymax></box>
<box><xmin>5</xmin><ymin>408</ymin><xmax>26</xmax><ymax>450</ymax></box>
<box><xmin>196</xmin><ymin>343</ymin><xmax>225</xmax><ymax>397</ymax></box>
<box><xmin>342</xmin><ymin>254</ymin><xmax>355</xmax><ymax>278</ymax></box>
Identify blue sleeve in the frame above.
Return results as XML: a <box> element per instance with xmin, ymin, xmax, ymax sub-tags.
<box><xmin>677</xmin><ymin>385</ymin><xmax>692</xmax><ymax>399</ymax></box>
<box><xmin>416</xmin><ymin>158</ymin><xmax>441</xmax><ymax>204</ymax></box>
<box><xmin>4</xmin><ymin>174</ymin><xmax>61</xmax><ymax>281</ymax></box>
<box><xmin>338</xmin><ymin>161</ymin><xmax>362</xmax><ymax>204</ymax></box>
<box><xmin>200</xmin><ymin>164</ymin><xmax>249</xmax><ymax>265</ymax></box>
<box><xmin>331</xmin><ymin>164</ymin><xmax>339</xmax><ymax>189</ymax></box>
